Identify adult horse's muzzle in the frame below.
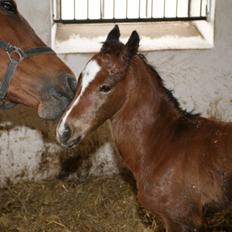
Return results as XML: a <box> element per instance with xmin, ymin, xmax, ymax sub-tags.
<box><xmin>38</xmin><ymin>74</ymin><xmax>77</xmax><ymax>120</ymax></box>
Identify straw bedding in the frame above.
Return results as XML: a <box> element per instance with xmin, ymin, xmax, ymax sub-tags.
<box><xmin>0</xmin><ymin>174</ymin><xmax>231</xmax><ymax>232</ymax></box>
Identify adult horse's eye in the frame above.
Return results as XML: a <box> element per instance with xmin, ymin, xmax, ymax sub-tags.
<box><xmin>99</xmin><ymin>84</ymin><xmax>112</xmax><ymax>93</ymax></box>
<box><xmin>0</xmin><ymin>1</ymin><xmax>16</xmax><ymax>13</ymax></box>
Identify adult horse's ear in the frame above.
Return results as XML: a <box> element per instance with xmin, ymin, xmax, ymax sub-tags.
<box><xmin>126</xmin><ymin>31</ymin><xmax>140</xmax><ymax>58</ymax></box>
<box><xmin>105</xmin><ymin>25</ymin><xmax>120</xmax><ymax>42</ymax></box>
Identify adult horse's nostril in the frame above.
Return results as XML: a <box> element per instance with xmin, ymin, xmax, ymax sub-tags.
<box><xmin>59</xmin><ymin>123</ymin><xmax>71</xmax><ymax>144</ymax></box>
<box><xmin>66</xmin><ymin>76</ymin><xmax>77</xmax><ymax>93</ymax></box>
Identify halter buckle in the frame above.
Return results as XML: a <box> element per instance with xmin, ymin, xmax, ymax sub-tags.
<box><xmin>6</xmin><ymin>46</ymin><xmax>24</xmax><ymax>63</ymax></box>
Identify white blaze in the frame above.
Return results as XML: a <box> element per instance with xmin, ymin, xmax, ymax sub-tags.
<box><xmin>57</xmin><ymin>60</ymin><xmax>101</xmax><ymax>137</ymax></box>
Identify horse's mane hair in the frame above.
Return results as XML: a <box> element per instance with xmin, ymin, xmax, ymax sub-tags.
<box><xmin>137</xmin><ymin>54</ymin><xmax>199</xmax><ymax>119</ymax></box>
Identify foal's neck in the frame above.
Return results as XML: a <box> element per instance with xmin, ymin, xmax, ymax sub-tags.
<box><xmin>111</xmin><ymin>56</ymin><xmax>185</xmax><ymax>174</ymax></box>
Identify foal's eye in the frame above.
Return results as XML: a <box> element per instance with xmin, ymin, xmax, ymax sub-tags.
<box><xmin>0</xmin><ymin>1</ymin><xmax>16</xmax><ymax>13</ymax></box>
<box><xmin>99</xmin><ymin>84</ymin><xmax>112</xmax><ymax>93</ymax></box>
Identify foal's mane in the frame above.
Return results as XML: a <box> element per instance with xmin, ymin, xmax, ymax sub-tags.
<box><xmin>137</xmin><ymin>54</ymin><xmax>199</xmax><ymax>119</ymax></box>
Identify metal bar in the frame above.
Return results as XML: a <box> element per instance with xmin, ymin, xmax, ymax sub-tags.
<box><xmin>146</xmin><ymin>0</ymin><xmax>148</xmax><ymax>18</ymax></box>
<box><xmin>163</xmin><ymin>0</ymin><xmax>166</xmax><ymax>18</ymax></box>
<box><xmin>188</xmin><ymin>0</ymin><xmax>192</xmax><ymax>17</ymax></box>
<box><xmin>176</xmin><ymin>0</ymin><xmax>178</xmax><ymax>18</ymax></box>
<box><xmin>60</xmin><ymin>0</ymin><xmax>62</xmax><ymax>20</ymax></box>
<box><xmin>200</xmin><ymin>0</ymin><xmax>202</xmax><ymax>17</ymax></box>
<box><xmin>87</xmin><ymin>0</ymin><xmax>89</xmax><ymax>19</ymax></box>
<box><xmin>138</xmin><ymin>0</ymin><xmax>141</xmax><ymax>18</ymax></box>
<box><xmin>54</xmin><ymin>16</ymin><xmax>207</xmax><ymax>24</ymax></box>
<box><xmin>100</xmin><ymin>0</ymin><xmax>104</xmax><ymax>19</ymax></box>
<box><xmin>74</xmin><ymin>0</ymin><xmax>76</xmax><ymax>19</ymax></box>
<box><xmin>113</xmin><ymin>0</ymin><xmax>115</xmax><ymax>19</ymax></box>
<box><xmin>151</xmin><ymin>0</ymin><xmax>153</xmax><ymax>18</ymax></box>
<box><xmin>126</xmin><ymin>0</ymin><xmax>128</xmax><ymax>19</ymax></box>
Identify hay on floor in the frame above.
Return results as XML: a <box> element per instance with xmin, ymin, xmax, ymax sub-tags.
<box><xmin>0</xmin><ymin>175</ymin><xmax>231</xmax><ymax>232</ymax></box>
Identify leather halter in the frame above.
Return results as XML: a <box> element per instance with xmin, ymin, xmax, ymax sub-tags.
<box><xmin>0</xmin><ymin>40</ymin><xmax>54</xmax><ymax>109</ymax></box>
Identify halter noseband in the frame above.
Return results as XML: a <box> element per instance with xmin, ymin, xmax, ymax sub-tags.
<box><xmin>0</xmin><ymin>40</ymin><xmax>55</xmax><ymax>109</ymax></box>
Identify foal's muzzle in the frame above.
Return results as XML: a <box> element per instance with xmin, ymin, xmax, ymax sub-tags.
<box><xmin>57</xmin><ymin>123</ymin><xmax>82</xmax><ymax>147</ymax></box>
<box><xmin>58</xmin><ymin>123</ymin><xmax>71</xmax><ymax>144</ymax></box>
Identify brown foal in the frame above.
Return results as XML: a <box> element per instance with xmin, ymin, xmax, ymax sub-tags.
<box><xmin>57</xmin><ymin>25</ymin><xmax>232</xmax><ymax>231</ymax></box>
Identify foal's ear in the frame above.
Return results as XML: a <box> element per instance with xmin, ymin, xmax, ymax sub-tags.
<box><xmin>105</xmin><ymin>25</ymin><xmax>120</xmax><ymax>42</ymax></box>
<box><xmin>126</xmin><ymin>31</ymin><xmax>140</xmax><ymax>58</ymax></box>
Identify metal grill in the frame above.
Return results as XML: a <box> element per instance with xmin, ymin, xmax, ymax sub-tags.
<box><xmin>54</xmin><ymin>0</ymin><xmax>209</xmax><ymax>24</ymax></box>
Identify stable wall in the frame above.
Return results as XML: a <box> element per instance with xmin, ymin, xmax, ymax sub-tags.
<box><xmin>0</xmin><ymin>0</ymin><xmax>230</xmax><ymax>186</ymax></box>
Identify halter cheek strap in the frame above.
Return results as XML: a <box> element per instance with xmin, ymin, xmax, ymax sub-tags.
<box><xmin>0</xmin><ymin>40</ymin><xmax>54</xmax><ymax>109</ymax></box>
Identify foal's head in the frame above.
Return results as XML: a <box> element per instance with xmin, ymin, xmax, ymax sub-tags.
<box><xmin>0</xmin><ymin>0</ymin><xmax>76</xmax><ymax>119</ymax></box>
<box><xmin>57</xmin><ymin>25</ymin><xmax>140</xmax><ymax>147</ymax></box>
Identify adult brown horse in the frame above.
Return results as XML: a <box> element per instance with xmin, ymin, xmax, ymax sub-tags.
<box><xmin>0</xmin><ymin>0</ymin><xmax>76</xmax><ymax>119</ymax></box>
<box><xmin>57</xmin><ymin>25</ymin><xmax>232</xmax><ymax>231</ymax></box>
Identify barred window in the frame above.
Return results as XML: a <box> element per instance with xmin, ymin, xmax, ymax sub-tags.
<box><xmin>54</xmin><ymin>0</ymin><xmax>210</xmax><ymax>23</ymax></box>
<box><xmin>52</xmin><ymin>0</ymin><xmax>214</xmax><ymax>53</ymax></box>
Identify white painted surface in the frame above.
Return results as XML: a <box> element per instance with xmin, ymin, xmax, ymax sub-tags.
<box><xmin>55</xmin><ymin>34</ymin><xmax>212</xmax><ymax>54</ymax></box>
<box><xmin>66</xmin><ymin>143</ymin><xmax>121</xmax><ymax>180</ymax></box>
<box><xmin>89</xmin><ymin>143</ymin><xmax>120</xmax><ymax>176</ymax></box>
<box><xmin>0</xmin><ymin>127</ymin><xmax>61</xmax><ymax>186</ymax></box>
<box><xmin>16</xmin><ymin>0</ymin><xmax>52</xmax><ymax>45</ymax></box>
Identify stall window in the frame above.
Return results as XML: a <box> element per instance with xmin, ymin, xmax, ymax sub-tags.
<box><xmin>52</xmin><ymin>0</ymin><xmax>214</xmax><ymax>53</ymax></box>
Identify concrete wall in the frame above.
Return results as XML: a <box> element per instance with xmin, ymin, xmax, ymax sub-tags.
<box><xmin>0</xmin><ymin>0</ymin><xmax>231</xmax><ymax>185</ymax></box>
<box><xmin>16</xmin><ymin>0</ymin><xmax>52</xmax><ymax>45</ymax></box>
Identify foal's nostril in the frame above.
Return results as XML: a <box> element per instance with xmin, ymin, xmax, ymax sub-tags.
<box><xmin>75</xmin><ymin>135</ymin><xmax>82</xmax><ymax>145</ymax></box>
<box><xmin>60</xmin><ymin>124</ymin><xmax>71</xmax><ymax>144</ymax></box>
<box><xmin>66</xmin><ymin>76</ymin><xmax>77</xmax><ymax>93</ymax></box>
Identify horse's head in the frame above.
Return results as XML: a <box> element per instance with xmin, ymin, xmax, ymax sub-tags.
<box><xmin>57</xmin><ymin>25</ymin><xmax>140</xmax><ymax>147</ymax></box>
<box><xmin>0</xmin><ymin>0</ymin><xmax>76</xmax><ymax>119</ymax></box>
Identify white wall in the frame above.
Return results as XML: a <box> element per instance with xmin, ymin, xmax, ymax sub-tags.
<box><xmin>0</xmin><ymin>0</ymin><xmax>231</xmax><ymax>185</ymax></box>
<box><xmin>16</xmin><ymin>0</ymin><xmax>52</xmax><ymax>45</ymax></box>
